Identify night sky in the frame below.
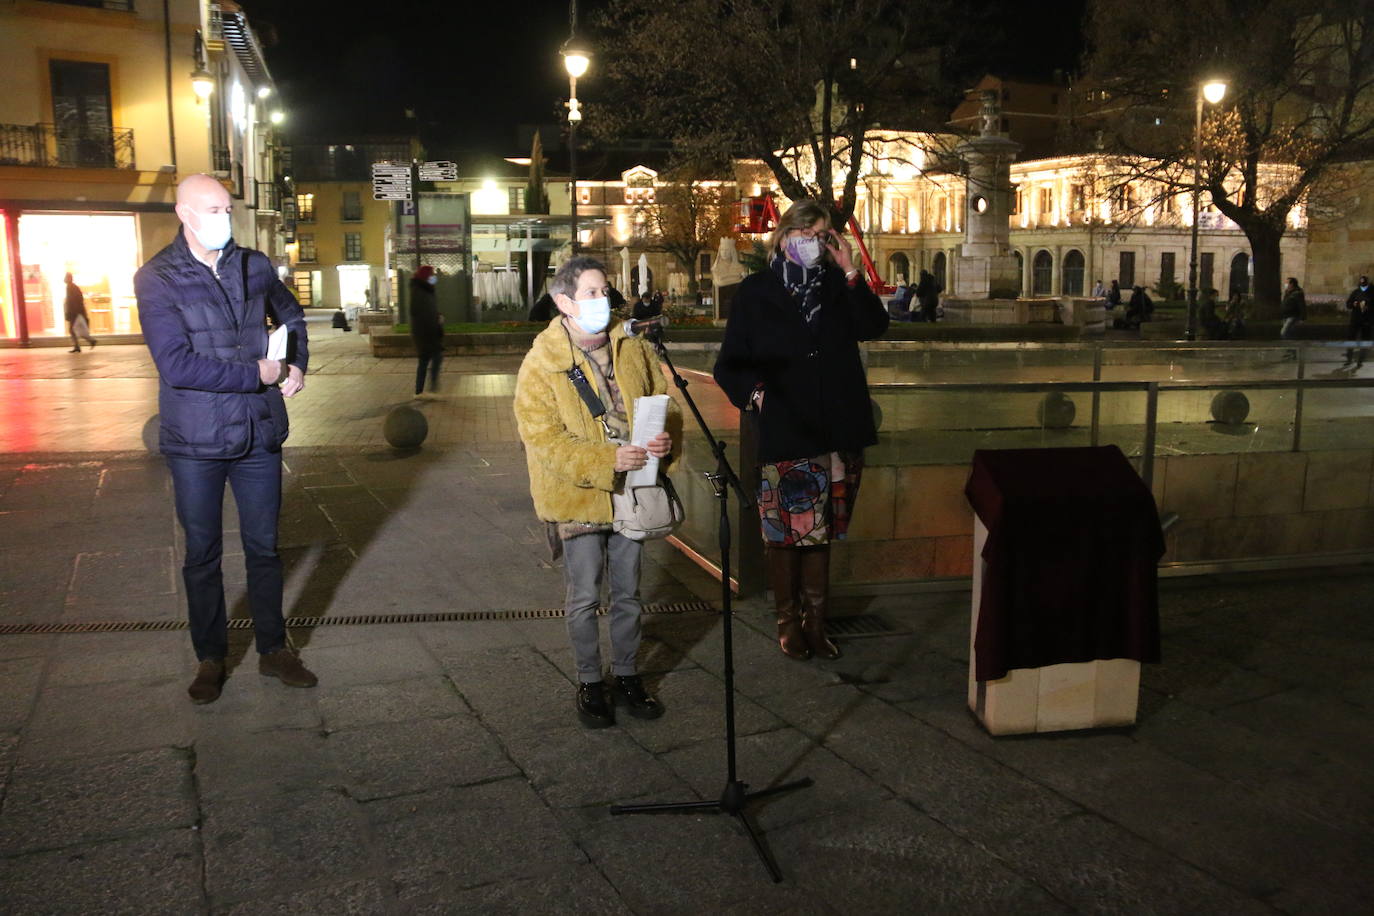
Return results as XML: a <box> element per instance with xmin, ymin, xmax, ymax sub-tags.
<box><xmin>253</xmin><ymin>0</ymin><xmax>1088</xmax><ymax>154</ymax></box>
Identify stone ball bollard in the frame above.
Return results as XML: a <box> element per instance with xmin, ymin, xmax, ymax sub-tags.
<box><xmin>384</xmin><ymin>405</ymin><xmax>429</xmax><ymax>449</ymax></box>
<box><xmin>1037</xmin><ymin>392</ymin><xmax>1076</xmax><ymax>429</ymax></box>
<box><xmin>142</xmin><ymin>415</ymin><xmax>160</xmax><ymax>453</ymax></box>
<box><xmin>871</xmin><ymin>398</ymin><xmax>883</xmax><ymax>432</ymax></box>
<box><xmin>1210</xmin><ymin>390</ymin><xmax>1250</xmax><ymax>426</ymax></box>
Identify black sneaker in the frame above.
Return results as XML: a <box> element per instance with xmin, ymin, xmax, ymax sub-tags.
<box><xmin>611</xmin><ymin>675</ymin><xmax>665</xmax><ymax>720</ymax></box>
<box><xmin>576</xmin><ymin>681</ymin><xmax>614</xmax><ymax>729</ymax></box>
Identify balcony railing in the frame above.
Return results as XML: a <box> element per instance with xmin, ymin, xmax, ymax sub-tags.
<box><xmin>255</xmin><ymin>180</ymin><xmax>280</xmax><ymax>213</ymax></box>
<box><xmin>0</xmin><ymin>123</ymin><xmax>135</xmax><ymax>170</ymax></box>
<box><xmin>212</xmin><ymin>146</ymin><xmax>232</xmax><ymax>173</ymax></box>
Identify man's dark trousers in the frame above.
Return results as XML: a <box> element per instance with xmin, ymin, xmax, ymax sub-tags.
<box><xmin>167</xmin><ymin>435</ymin><xmax>285</xmax><ymax>661</ymax></box>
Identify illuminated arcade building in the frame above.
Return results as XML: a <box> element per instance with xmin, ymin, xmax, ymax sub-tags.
<box><xmin>0</xmin><ymin>0</ymin><xmax>288</xmax><ymax>345</ymax></box>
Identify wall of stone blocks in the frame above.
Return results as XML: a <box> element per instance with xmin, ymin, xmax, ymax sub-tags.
<box><xmin>833</xmin><ymin>448</ymin><xmax>1374</xmax><ymax>585</ymax></box>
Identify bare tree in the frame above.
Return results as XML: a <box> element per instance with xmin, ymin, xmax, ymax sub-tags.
<box><xmin>591</xmin><ymin>0</ymin><xmax>956</xmax><ymax>228</ymax></box>
<box><xmin>645</xmin><ymin>174</ymin><xmax>740</xmax><ymax>290</ymax></box>
<box><xmin>1082</xmin><ymin>0</ymin><xmax>1374</xmax><ymax>314</ymax></box>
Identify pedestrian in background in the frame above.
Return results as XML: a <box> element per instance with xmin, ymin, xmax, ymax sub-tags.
<box><xmin>136</xmin><ymin>173</ymin><xmax>316</xmax><ymax>704</ymax></box>
<box><xmin>915</xmin><ymin>269</ymin><xmax>941</xmax><ymax>323</ymax></box>
<box><xmin>513</xmin><ymin>255</ymin><xmax>680</xmax><ymax>728</ymax></box>
<box><xmin>1280</xmin><ymin>277</ymin><xmax>1306</xmax><ymax>340</ymax></box>
<box><xmin>1226</xmin><ymin>290</ymin><xmax>1247</xmax><ymax>339</ymax></box>
<box><xmin>410</xmin><ymin>265</ymin><xmax>444</xmax><ymax>396</ymax></box>
<box><xmin>1345</xmin><ymin>274</ymin><xmax>1372</xmax><ymax>367</ymax></box>
<box><xmin>64</xmin><ymin>272</ymin><xmax>95</xmax><ymax>352</ymax></box>
<box><xmin>714</xmin><ymin>199</ymin><xmax>888</xmax><ymax>662</ymax></box>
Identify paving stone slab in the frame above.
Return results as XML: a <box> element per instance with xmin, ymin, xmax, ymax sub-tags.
<box><xmin>193</xmin><ymin>728</ymin><xmax>338</xmax><ymax>801</ymax></box>
<box><xmin>188</xmin><ymin>669</ymin><xmax>325</xmax><ymax>732</ymax></box>
<box><xmin>503</xmin><ymin>724</ymin><xmax>691</xmax><ymax>809</ymax></box>
<box><xmin>328</xmin><ymin>714</ymin><xmax>517</xmax><ymax>800</ymax></box>
<box><xmin>368</xmin><ymin>778</ymin><xmax>586</xmax><ymax>897</ymax></box>
<box><xmin>440</xmin><ymin>644</ymin><xmax>577</xmax><ymax>735</ymax></box>
<box><xmin>300</xmin><ymin>634</ymin><xmax>442</xmax><ymax>688</ymax></box>
<box><xmin>0</xmin><ymin>829</ymin><xmax>202</xmax><ymax>915</ymax></box>
<box><xmin>317</xmin><ymin>675</ymin><xmax>468</xmax><ymax>731</ymax></box>
<box><xmin>0</xmin><ymin>747</ymin><xmax>194</xmax><ymax>855</ymax></box>
<box><xmin>0</xmin><ymin>731</ymin><xmax>19</xmax><ymax>799</ymax></box>
<box><xmin>999</xmin><ymin>811</ymin><xmax>1270</xmax><ymax>915</ymax></box>
<box><xmin>0</xmin><ymin>656</ymin><xmax>45</xmax><ymax>732</ymax></box>
<box><xmin>201</xmin><ymin>788</ymin><xmax>371</xmax><ymax>901</ymax></box>
<box><xmin>0</xmin><ymin>547</ymin><xmax>77</xmax><ymax>621</ymax></box>
<box><xmin>20</xmin><ymin>677</ymin><xmax>191</xmax><ymax>762</ymax></box>
<box><xmin>401</xmin><ymin>864</ymin><xmax>631</xmax><ymax>916</ymax></box>
<box><xmin>43</xmin><ymin>631</ymin><xmax>191</xmax><ymax>688</ymax></box>
<box><xmin>612</xmin><ymin>668</ymin><xmax>785</xmax><ymax>755</ymax></box>
<box><xmin>1215</xmin><ymin>686</ymin><xmax>1374</xmax><ymax>771</ymax></box>
<box><xmin>219</xmin><ymin>878</ymin><xmax>393</xmax><ymax>916</ymax></box>
<box><xmin>770</xmin><ymin>800</ymin><xmax>1070</xmax><ymax>914</ymax></box>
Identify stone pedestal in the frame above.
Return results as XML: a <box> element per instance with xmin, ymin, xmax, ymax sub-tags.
<box><xmin>953</xmin><ymin>254</ymin><xmax>1022</xmax><ymax>300</ymax></box>
<box><xmin>968</xmin><ymin>518</ymin><xmax>1141</xmax><ymax>736</ymax></box>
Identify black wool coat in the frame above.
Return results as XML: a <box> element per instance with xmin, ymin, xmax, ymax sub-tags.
<box><xmin>713</xmin><ymin>265</ymin><xmax>888</xmax><ymax>463</ymax></box>
<box><xmin>135</xmin><ymin>230</ymin><xmax>308</xmax><ymax>459</ymax></box>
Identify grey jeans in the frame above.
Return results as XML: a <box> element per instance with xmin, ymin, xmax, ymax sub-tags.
<box><xmin>561</xmin><ymin>531</ymin><xmax>643</xmax><ymax>683</ymax></box>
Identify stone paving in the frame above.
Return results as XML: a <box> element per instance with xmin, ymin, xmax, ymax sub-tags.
<box><xmin>1</xmin><ymin>327</ymin><xmax>1373</xmax><ymax>913</ymax></box>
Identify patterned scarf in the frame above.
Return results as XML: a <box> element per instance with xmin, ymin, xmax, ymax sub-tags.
<box><xmin>770</xmin><ymin>253</ymin><xmax>825</xmax><ymax>327</ymax></box>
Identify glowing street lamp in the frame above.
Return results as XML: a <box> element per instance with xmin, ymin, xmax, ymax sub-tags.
<box><xmin>191</xmin><ymin>67</ymin><xmax>215</xmax><ymax>100</ymax></box>
<box><xmin>1187</xmin><ymin>78</ymin><xmax>1228</xmax><ymax>340</ymax></box>
<box><xmin>562</xmin><ymin>38</ymin><xmax>592</xmax><ymax>253</ymax></box>
<box><xmin>269</xmin><ymin>110</ymin><xmax>285</xmax><ymax>126</ymax></box>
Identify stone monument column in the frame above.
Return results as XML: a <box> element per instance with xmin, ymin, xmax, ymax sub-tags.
<box><xmin>952</xmin><ymin>91</ymin><xmax>1022</xmax><ymax>300</ymax></box>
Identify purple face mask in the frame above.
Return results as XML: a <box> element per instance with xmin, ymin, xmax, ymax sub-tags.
<box><xmin>786</xmin><ymin>234</ymin><xmax>823</xmax><ymax>268</ymax></box>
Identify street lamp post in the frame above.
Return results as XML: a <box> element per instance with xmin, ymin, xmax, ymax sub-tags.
<box><xmin>1186</xmin><ymin>79</ymin><xmax>1228</xmax><ymax>341</ymax></box>
<box><xmin>563</xmin><ymin>41</ymin><xmax>590</xmax><ymax>255</ymax></box>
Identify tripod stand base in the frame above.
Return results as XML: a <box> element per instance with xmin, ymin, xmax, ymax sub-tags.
<box><xmin>610</xmin><ymin>777</ymin><xmax>814</xmax><ymax>882</ymax></box>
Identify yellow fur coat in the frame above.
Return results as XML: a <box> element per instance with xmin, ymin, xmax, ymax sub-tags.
<box><xmin>514</xmin><ymin>317</ymin><xmax>683</xmax><ymax>524</ymax></box>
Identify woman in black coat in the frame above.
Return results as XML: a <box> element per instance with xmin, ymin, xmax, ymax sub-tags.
<box><xmin>409</xmin><ymin>265</ymin><xmax>444</xmax><ymax>395</ymax></box>
<box><xmin>713</xmin><ymin>199</ymin><xmax>888</xmax><ymax>661</ymax></box>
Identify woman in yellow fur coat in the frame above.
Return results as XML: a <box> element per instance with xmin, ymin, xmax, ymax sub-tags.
<box><xmin>514</xmin><ymin>256</ymin><xmax>681</xmax><ymax>729</ymax></box>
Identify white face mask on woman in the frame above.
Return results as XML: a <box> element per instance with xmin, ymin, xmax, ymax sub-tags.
<box><xmin>572</xmin><ymin>296</ymin><xmax>611</xmax><ymax>334</ymax></box>
<box><xmin>786</xmin><ymin>234</ymin><xmax>823</xmax><ymax>268</ymax></box>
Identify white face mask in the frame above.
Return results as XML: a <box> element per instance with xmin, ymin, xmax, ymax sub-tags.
<box><xmin>572</xmin><ymin>296</ymin><xmax>611</xmax><ymax>334</ymax></box>
<box><xmin>786</xmin><ymin>234</ymin><xmax>823</xmax><ymax>268</ymax></box>
<box><xmin>189</xmin><ymin>209</ymin><xmax>232</xmax><ymax>251</ymax></box>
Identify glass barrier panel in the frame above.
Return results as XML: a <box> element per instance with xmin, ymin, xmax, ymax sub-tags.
<box><xmin>1153</xmin><ymin>387</ymin><xmax>1296</xmax><ymax>456</ymax></box>
<box><xmin>1298</xmin><ymin>384</ymin><xmax>1374</xmax><ymax>452</ymax></box>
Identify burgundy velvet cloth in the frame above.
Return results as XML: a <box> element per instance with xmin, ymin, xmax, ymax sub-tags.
<box><xmin>965</xmin><ymin>446</ymin><xmax>1164</xmax><ymax>682</ymax></box>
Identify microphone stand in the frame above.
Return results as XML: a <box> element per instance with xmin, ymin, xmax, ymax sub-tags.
<box><xmin>609</xmin><ymin>325</ymin><xmax>813</xmax><ymax>883</ymax></box>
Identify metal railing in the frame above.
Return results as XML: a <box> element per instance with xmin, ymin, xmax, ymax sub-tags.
<box><xmin>254</xmin><ymin>180</ymin><xmax>280</xmax><ymax>212</ymax></box>
<box><xmin>212</xmin><ymin>146</ymin><xmax>232</xmax><ymax>173</ymax></box>
<box><xmin>0</xmin><ymin>123</ymin><xmax>135</xmax><ymax>170</ymax></box>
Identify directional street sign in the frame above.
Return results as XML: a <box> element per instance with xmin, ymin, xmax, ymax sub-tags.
<box><xmin>372</xmin><ymin>161</ymin><xmax>412</xmax><ymax>200</ymax></box>
<box><xmin>418</xmin><ymin>159</ymin><xmax>457</xmax><ymax>181</ymax></box>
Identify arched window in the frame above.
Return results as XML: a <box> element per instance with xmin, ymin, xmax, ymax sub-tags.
<box><xmin>1013</xmin><ymin>250</ymin><xmax>1024</xmax><ymax>296</ymax></box>
<box><xmin>1229</xmin><ymin>252</ymin><xmax>1250</xmax><ymax>296</ymax></box>
<box><xmin>1032</xmin><ymin>250</ymin><xmax>1053</xmax><ymax>296</ymax></box>
<box><xmin>1062</xmin><ymin>250</ymin><xmax>1085</xmax><ymax>296</ymax></box>
<box><xmin>888</xmin><ymin>252</ymin><xmax>910</xmax><ymax>285</ymax></box>
<box><xmin>931</xmin><ymin>251</ymin><xmax>947</xmax><ymax>289</ymax></box>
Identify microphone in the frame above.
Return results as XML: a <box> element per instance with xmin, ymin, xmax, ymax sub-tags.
<box><xmin>622</xmin><ymin>315</ymin><xmax>670</xmax><ymax>338</ymax></box>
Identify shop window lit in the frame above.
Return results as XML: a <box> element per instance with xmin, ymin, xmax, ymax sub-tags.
<box><xmin>16</xmin><ymin>213</ymin><xmax>141</xmax><ymax>336</ymax></box>
<box><xmin>344</xmin><ymin>232</ymin><xmax>363</xmax><ymax>261</ymax></box>
<box><xmin>298</xmin><ymin>235</ymin><xmax>316</xmax><ymax>262</ymax></box>
<box><xmin>577</xmin><ymin>187</ymin><xmax>591</xmax><ymax>206</ymax></box>
<box><xmin>296</xmin><ymin>193</ymin><xmax>315</xmax><ymax>221</ymax></box>
<box><xmin>292</xmin><ymin>270</ymin><xmax>313</xmax><ymax>306</ymax></box>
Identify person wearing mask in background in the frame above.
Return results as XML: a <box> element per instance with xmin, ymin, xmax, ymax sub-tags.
<box><xmin>714</xmin><ymin>199</ymin><xmax>888</xmax><ymax>662</ymax></box>
<box><xmin>136</xmin><ymin>174</ymin><xmax>314</xmax><ymax>704</ymax></box>
<box><xmin>410</xmin><ymin>265</ymin><xmax>444</xmax><ymax>396</ymax></box>
<box><xmin>513</xmin><ymin>256</ymin><xmax>681</xmax><ymax>728</ymax></box>
<box><xmin>1280</xmin><ymin>277</ymin><xmax>1307</xmax><ymax>341</ymax></box>
<box><xmin>64</xmin><ymin>272</ymin><xmax>95</xmax><ymax>352</ymax></box>
<box><xmin>1345</xmin><ymin>274</ymin><xmax>1372</xmax><ymax>367</ymax></box>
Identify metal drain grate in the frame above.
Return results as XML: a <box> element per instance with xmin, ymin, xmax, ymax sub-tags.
<box><xmin>825</xmin><ymin>614</ymin><xmax>905</xmax><ymax>639</ymax></box>
<box><xmin>0</xmin><ymin>600</ymin><xmax>717</xmax><ymax>636</ymax></box>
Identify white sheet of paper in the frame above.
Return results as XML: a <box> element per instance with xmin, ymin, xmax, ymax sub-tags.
<box><xmin>627</xmin><ymin>394</ymin><xmax>669</xmax><ymax>488</ymax></box>
<box><xmin>266</xmin><ymin>325</ymin><xmax>290</xmax><ymax>361</ymax></box>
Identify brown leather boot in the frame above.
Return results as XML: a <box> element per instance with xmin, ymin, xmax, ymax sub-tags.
<box><xmin>767</xmin><ymin>546</ymin><xmax>810</xmax><ymax>660</ymax></box>
<box><xmin>799</xmin><ymin>546</ymin><xmax>841</xmax><ymax>660</ymax></box>
<box><xmin>188</xmin><ymin>659</ymin><xmax>225</xmax><ymax>704</ymax></box>
<box><xmin>258</xmin><ymin>647</ymin><xmax>318</xmax><ymax>688</ymax></box>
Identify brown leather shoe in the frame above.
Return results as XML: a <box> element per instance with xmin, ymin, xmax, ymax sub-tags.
<box><xmin>258</xmin><ymin>648</ymin><xmax>318</xmax><ymax>688</ymax></box>
<box><xmin>767</xmin><ymin>546</ymin><xmax>811</xmax><ymax>660</ymax></box>
<box><xmin>188</xmin><ymin>659</ymin><xmax>226</xmax><ymax>704</ymax></box>
<box><xmin>799</xmin><ymin>546</ymin><xmax>841</xmax><ymax>660</ymax></box>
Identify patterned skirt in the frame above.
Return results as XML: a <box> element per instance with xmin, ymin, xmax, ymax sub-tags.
<box><xmin>757</xmin><ymin>451</ymin><xmax>864</xmax><ymax>547</ymax></box>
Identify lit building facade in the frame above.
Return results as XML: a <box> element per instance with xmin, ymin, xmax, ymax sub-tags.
<box><xmin>0</xmin><ymin>0</ymin><xmax>288</xmax><ymax>344</ymax></box>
